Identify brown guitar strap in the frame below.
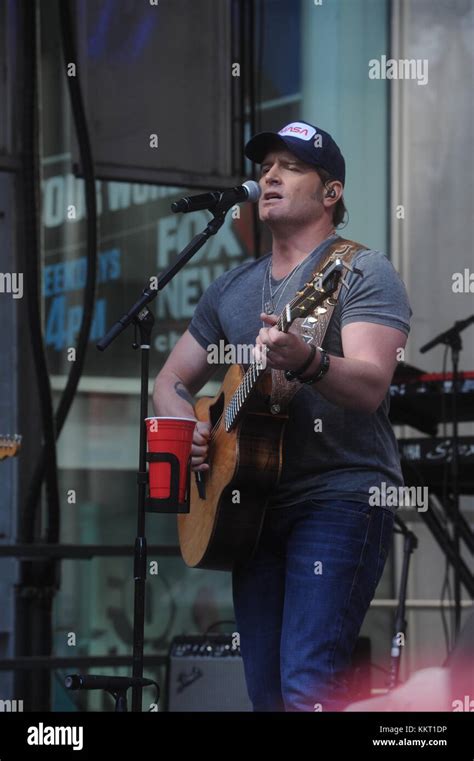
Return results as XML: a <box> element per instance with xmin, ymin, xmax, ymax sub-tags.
<box><xmin>269</xmin><ymin>237</ymin><xmax>368</xmax><ymax>412</ymax></box>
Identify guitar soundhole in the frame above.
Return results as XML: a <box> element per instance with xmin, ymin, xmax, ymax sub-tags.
<box><xmin>209</xmin><ymin>393</ymin><xmax>225</xmax><ymax>428</ymax></box>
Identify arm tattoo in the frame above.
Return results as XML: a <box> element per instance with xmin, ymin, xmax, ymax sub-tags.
<box><xmin>174</xmin><ymin>380</ymin><xmax>194</xmax><ymax>406</ymax></box>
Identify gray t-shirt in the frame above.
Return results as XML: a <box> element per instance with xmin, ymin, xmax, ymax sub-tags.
<box><xmin>188</xmin><ymin>234</ymin><xmax>412</xmax><ymax>510</ymax></box>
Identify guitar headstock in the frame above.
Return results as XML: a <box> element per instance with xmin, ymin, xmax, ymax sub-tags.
<box><xmin>280</xmin><ymin>256</ymin><xmax>346</xmax><ymax>329</ymax></box>
<box><xmin>0</xmin><ymin>434</ymin><xmax>22</xmax><ymax>461</ymax></box>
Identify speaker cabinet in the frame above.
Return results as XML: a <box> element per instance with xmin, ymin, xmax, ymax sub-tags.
<box><xmin>166</xmin><ymin>635</ymin><xmax>252</xmax><ymax>712</ymax></box>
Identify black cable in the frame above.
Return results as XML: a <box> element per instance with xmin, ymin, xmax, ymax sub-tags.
<box><xmin>247</xmin><ymin>0</ymin><xmax>256</xmax><ymax>154</ymax></box>
<box><xmin>204</xmin><ymin>619</ymin><xmax>237</xmax><ymax>634</ymax></box>
<box><xmin>440</xmin><ymin>560</ymin><xmax>451</xmax><ymax>654</ymax></box>
<box><xmin>256</xmin><ymin>0</ymin><xmax>264</xmax><ymax>136</ymax></box>
<box><xmin>146</xmin><ymin>681</ymin><xmax>160</xmax><ymax>711</ymax></box>
<box><xmin>230</xmin><ymin>0</ymin><xmax>241</xmax><ymax>177</ymax></box>
<box><xmin>55</xmin><ymin>0</ymin><xmax>98</xmax><ymax>448</ymax></box>
<box><xmin>250</xmin><ymin>0</ymin><xmax>263</xmax><ymax>260</ymax></box>
<box><xmin>19</xmin><ymin>0</ymin><xmax>61</xmax><ymax>546</ymax></box>
<box><xmin>16</xmin><ymin>0</ymin><xmax>61</xmax><ymax>711</ymax></box>
<box><xmin>440</xmin><ymin>344</ymin><xmax>454</xmax><ymax>652</ymax></box>
<box><xmin>23</xmin><ymin>0</ymin><xmax>99</xmax><ymax>542</ymax></box>
<box><xmin>241</xmin><ymin>0</ymin><xmax>261</xmax><ymax>261</ymax></box>
<box><xmin>238</xmin><ymin>1</ymin><xmax>246</xmax><ymax>178</ymax></box>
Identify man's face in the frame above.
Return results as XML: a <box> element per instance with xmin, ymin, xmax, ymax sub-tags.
<box><xmin>258</xmin><ymin>148</ymin><xmax>325</xmax><ymax>227</ymax></box>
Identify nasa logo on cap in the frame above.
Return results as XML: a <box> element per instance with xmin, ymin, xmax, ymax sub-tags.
<box><xmin>278</xmin><ymin>122</ymin><xmax>316</xmax><ymax>141</ymax></box>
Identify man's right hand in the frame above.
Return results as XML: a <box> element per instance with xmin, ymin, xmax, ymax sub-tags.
<box><xmin>191</xmin><ymin>421</ymin><xmax>211</xmax><ymax>472</ymax></box>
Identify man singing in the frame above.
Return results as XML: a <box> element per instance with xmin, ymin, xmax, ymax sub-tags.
<box><xmin>153</xmin><ymin>120</ymin><xmax>411</xmax><ymax>711</ymax></box>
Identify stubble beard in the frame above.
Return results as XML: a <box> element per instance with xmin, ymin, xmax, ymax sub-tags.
<box><xmin>262</xmin><ymin>196</ymin><xmax>324</xmax><ymax>234</ymax></box>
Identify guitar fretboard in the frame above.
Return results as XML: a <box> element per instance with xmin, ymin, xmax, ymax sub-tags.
<box><xmin>222</xmin><ymin>255</ymin><xmax>348</xmax><ymax>431</ymax></box>
<box><xmin>223</xmin><ymin>272</ymin><xmax>330</xmax><ymax>432</ymax></box>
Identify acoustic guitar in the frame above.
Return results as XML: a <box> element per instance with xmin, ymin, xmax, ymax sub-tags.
<box><xmin>178</xmin><ymin>255</ymin><xmax>349</xmax><ymax>571</ymax></box>
<box><xmin>0</xmin><ymin>435</ymin><xmax>22</xmax><ymax>461</ymax></box>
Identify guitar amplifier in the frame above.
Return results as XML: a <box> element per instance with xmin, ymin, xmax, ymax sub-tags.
<box><xmin>166</xmin><ymin>635</ymin><xmax>252</xmax><ymax>712</ymax></box>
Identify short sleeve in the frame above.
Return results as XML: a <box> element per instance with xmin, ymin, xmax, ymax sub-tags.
<box><xmin>340</xmin><ymin>251</ymin><xmax>411</xmax><ymax>336</ymax></box>
<box><xmin>187</xmin><ymin>278</ymin><xmax>226</xmax><ymax>350</ymax></box>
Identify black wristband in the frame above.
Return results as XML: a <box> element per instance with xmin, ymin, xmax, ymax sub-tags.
<box><xmin>284</xmin><ymin>343</ymin><xmax>317</xmax><ymax>381</ymax></box>
<box><xmin>302</xmin><ymin>348</ymin><xmax>330</xmax><ymax>384</ymax></box>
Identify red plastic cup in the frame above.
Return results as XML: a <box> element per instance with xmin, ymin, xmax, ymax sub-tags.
<box><xmin>145</xmin><ymin>417</ymin><xmax>196</xmax><ymax>503</ymax></box>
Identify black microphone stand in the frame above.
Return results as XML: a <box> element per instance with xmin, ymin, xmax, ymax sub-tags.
<box><xmin>83</xmin><ymin>197</ymin><xmax>235</xmax><ymax>711</ymax></box>
<box><xmin>65</xmin><ymin>674</ymin><xmax>157</xmax><ymax>712</ymax></box>
<box><xmin>389</xmin><ymin>515</ymin><xmax>418</xmax><ymax>689</ymax></box>
<box><xmin>420</xmin><ymin>315</ymin><xmax>474</xmax><ymax>639</ymax></box>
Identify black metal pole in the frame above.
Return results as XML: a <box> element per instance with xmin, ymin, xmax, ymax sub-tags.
<box><xmin>95</xmin><ymin>210</ymin><xmax>229</xmax><ymax>711</ymax></box>
<box><xmin>389</xmin><ymin>516</ymin><xmax>418</xmax><ymax>689</ymax></box>
<box><xmin>131</xmin><ymin>307</ymin><xmax>154</xmax><ymax>712</ymax></box>
<box><xmin>450</xmin><ymin>339</ymin><xmax>462</xmax><ymax>638</ymax></box>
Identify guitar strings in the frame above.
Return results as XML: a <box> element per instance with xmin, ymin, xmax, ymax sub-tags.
<box><xmin>203</xmin><ymin>257</ymin><xmax>338</xmax><ymax>452</ymax></box>
<box><xmin>203</xmin><ymin>269</ymin><xmax>328</xmax><ymax>455</ymax></box>
<box><xmin>225</xmin><ymin>280</ymin><xmax>312</xmax><ymax>421</ymax></box>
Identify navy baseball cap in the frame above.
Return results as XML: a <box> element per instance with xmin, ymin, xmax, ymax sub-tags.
<box><xmin>245</xmin><ymin>120</ymin><xmax>345</xmax><ymax>185</ymax></box>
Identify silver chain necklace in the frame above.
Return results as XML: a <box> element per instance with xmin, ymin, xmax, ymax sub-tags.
<box><xmin>261</xmin><ymin>257</ymin><xmax>307</xmax><ymax>317</ymax></box>
<box><xmin>261</xmin><ymin>233</ymin><xmax>337</xmax><ymax>320</ymax></box>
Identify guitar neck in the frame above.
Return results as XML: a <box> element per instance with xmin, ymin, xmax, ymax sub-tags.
<box><xmin>223</xmin><ymin>254</ymin><xmax>345</xmax><ymax>432</ymax></box>
<box><xmin>276</xmin><ymin>307</ymin><xmax>293</xmax><ymax>334</ymax></box>
<box><xmin>224</xmin><ymin>359</ymin><xmax>264</xmax><ymax>431</ymax></box>
<box><xmin>224</xmin><ymin>293</ymin><xmax>306</xmax><ymax>432</ymax></box>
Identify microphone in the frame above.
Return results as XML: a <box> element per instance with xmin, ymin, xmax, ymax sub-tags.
<box><xmin>171</xmin><ymin>180</ymin><xmax>261</xmax><ymax>214</ymax></box>
<box><xmin>65</xmin><ymin>674</ymin><xmax>155</xmax><ymax>692</ymax></box>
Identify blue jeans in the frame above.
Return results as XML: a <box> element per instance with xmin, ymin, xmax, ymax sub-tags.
<box><xmin>232</xmin><ymin>499</ymin><xmax>394</xmax><ymax>712</ymax></box>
